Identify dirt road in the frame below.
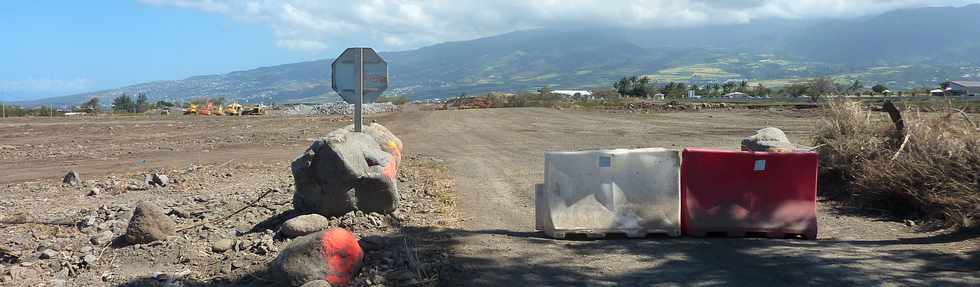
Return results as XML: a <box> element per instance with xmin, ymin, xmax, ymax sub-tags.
<box><xmin>0</xmin><ymin>108</ymin><xmax>976</xmax><ymax>286</ymax></box>
<box><xmin>383</xmin><ymin>108</ymin><xmax>979</xmax><ymax>286</ymax></box>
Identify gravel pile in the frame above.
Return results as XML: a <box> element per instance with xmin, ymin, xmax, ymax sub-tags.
<box><xmin>286</xmin><ymin>103</ymin><xmax>399</xmax><ymax>116</ymax></box>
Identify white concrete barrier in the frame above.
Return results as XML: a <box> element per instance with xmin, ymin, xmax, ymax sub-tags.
<box><xmin>535</xmin><ymin>148</ymin><xmax>681</xmax><ymax>238</ymax></box>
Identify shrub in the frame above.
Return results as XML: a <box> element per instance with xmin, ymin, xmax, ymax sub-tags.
<box><xmin>813</xmin><ymin>100</ymin><xmax>980</xmax><ymax>228</ymax></box>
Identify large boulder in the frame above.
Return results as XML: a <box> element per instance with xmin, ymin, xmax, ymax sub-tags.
<box><xmin>125</xmin><ymin>202</ymin><xmax>176</xmax><ymax>244</ymax></box>
<box><xmin>741</xmin><ymin>127</ymin><xmax>795</xmax><ymax>152</ymax></box>
<box><xmin>271</xmin><ymin>228</ymin><xmax>363</xmax><ymax>287</ymax></box>
<box><xmin>292</xmin><ymin>123</ymin><xmax>402</xmax><ymax>217</ymax></box>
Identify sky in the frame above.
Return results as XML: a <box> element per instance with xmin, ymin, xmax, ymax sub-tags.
<box><xmin>1</xmin><ymin>0</ymin><xmax>976</xmax><ymax>101</ymax></box>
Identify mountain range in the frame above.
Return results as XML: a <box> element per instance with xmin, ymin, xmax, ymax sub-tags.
<box><xmin>23</xmin><ymin>4</ymin><xmax>980</xmax><ymax>106</ymax></box>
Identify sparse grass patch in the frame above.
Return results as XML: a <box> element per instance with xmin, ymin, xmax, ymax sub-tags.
<box><xmin>813</xmin><ymin>100</ymin><xmax>980</xmax><ymax>228</ymax></box>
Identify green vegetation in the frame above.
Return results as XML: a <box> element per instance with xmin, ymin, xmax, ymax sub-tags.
<box><xmin>376</xmin><ymin>95</ymin><xmax>409</xmax><ymax>105</ymax></box>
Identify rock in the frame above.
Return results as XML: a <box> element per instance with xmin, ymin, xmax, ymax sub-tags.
<box><xmin>78</xmin><ymin>215</ymin><xmax>98</xmax><ymax>229</ymax></box>
<box><xmin>90</xmin><ymin>231</ymin><xmax>114</xmax><ymax>246</ymax></box>
<box><xmin>63</xmin><ymin>171</ymin><xmax>80</xmax><ymax>186</ymax></box>
<box><xmin>292</xmin><ymin>123</ymin><xmax>401</xmax><ymax>217</ymax></box>
<box><xmin>125</xmin><ymin>202</ymin><xmax>176</xmax><ymax>244</ymax></box>
<box><xmin>126</xmin><ymin>184</ymin><xmax>148</xmax><ymax>191</ymax></box>
<box><xmin>301</xmin><ymin>280</ymin><xmax>333</xmax><ymax>287</ymax></box>
<box><xmin>87</xmin><ymin>188</ymin><xmax>100</xmax><ymax>196</ymax></box>
<box><xmin>271</xmin><ymin>228</ymin><xmax>363</xmax><ymax>287</ymax></box>
<box><xmin>280</xmin><ymin>214</ymin><xmax>332</xmax><ymax>238</ymax></box>
<box><xmin>150</xmin><ymin>174</ymin><xmax>169</xmax><ymax>187</ymax></box>
<box><xmin>38</xmin><ymin>249</ymin><xmax>58</xmax><ymax>260</ymax></box>
<box><xmin>82</xmin><ymin>254</ymin><xmax>98</xmax><ymax>265</ymax></box>
<box><xmin>211</xmin><ymin>239</ymin><xmax>234</xmax><ymax>253</ymax></box>
<box><xmin>741</xmin><ymin>127</ymin><xmax>795</xmax><ymax>152</ymax></box>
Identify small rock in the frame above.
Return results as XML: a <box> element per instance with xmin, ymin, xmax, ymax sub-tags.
<box><xmin>82</xmin><ymin>254</ymin><xmax>98</xmax><ymax>265</ymax></box>
<box><xmin>301</xmin><ymin>280</ymin><xmax>333</xmax><ymax>287</ymax></box>
<box><xmin>125</xmin><ymin>202</ymin><xmax>176</xmax><ymax>244</ymax></box>
<box><xmin>280</xmin><ymin>214</ymin><xmax>332</xmax><ymax>238</ymax></box>
<box><xmin>63</xmin><ymin>171</ymin><xmax>80</xmax><ymax>186</ymax></box>
<box><xmin>78</xmin><ymin>215</ymin><xmax>98</xmax><ymax>229</ymax></box>
<box><xmin>90</xmin><ymin>231</ymin><xmax>114</xmax><ymax>246</ymax></box>
<box><xmin>150</xmin><ymin>174</ymin><xmax>169</xmax><ymax>187</ymax></box>
<box><xmin>211</xmin><ymin>239</ymin><xmax>234</xmax><ymax>253</ymax></box>
<box><xmin>38</xmin><ymin>249</ymin><xmax>58</xmax><ymax>260</ymax></box>
<box><xmin>168</xmin><ymin>208</ymin><xmax>192</xmax><ymax>219</ymax></box>
<box><xmin>87</xmin><ymin>188</ymin><xmax>100</xmax><ymax>196</ymax></box>
<box><xmin>125</xmin><ymin>184</ymin><xmax>148</xmax><ymax>191</ymax></box>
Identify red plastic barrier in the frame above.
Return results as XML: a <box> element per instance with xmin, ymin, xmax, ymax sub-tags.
<box><xmin>681</xmin><ymin>148</ymin><xmax>818</xmax><ymax>239</ymax></box>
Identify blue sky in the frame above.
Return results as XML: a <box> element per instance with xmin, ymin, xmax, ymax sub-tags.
<box><xmin>0</xmin><ymin>1</ymin><xmax>323</xmax><ymax>101</ymax></box>
<box><xmin>2</xmin><ymin>0</ymin><xmax>976</xmax><ymax>101</ymax></box>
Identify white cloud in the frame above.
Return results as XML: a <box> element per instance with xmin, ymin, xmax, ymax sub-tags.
<box><xmin>140</xmin><ymin>0</ymin><xmax>977</xmax><ymax>52</ymax></box>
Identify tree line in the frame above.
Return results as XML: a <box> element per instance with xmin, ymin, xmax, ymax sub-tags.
<box><xmin>609</xmin><ymin>75</ymin><xmax>925</xmax><ymax>101</ymax></box>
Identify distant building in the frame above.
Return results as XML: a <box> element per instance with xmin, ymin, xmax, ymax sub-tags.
<box><xmin>653</xmin><ymin>93</ymin><xmax>665</xmax><ymax>100</ymax></box>
<box><xmin>723</xmin><ymin>92</ymin><xmax>748</xmax><ymax>98</ymax></box>
<box><xmin>551</xmin><ymin>90</ymin><xmax>592</xmax><ymax>97</ymax></box>
<box><xmin>949</xmin><ymin>81</ymin><xmax>980</xmax><ymax>96</ymax></box>
<box><xmin>930</xmin><ymin>89</ymin><xmax>945</xmax><ymax>97</ymax></box>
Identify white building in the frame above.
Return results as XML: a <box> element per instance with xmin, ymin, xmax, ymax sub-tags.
<box><xmin>551</xmin><ymin>90</ymin><xmax>592</xmax><ymax>97</ymax></box>
<box><xmin>949</xmin><ymin>81</ymin><xmax>980</xmax><ymax>96</ymax></box>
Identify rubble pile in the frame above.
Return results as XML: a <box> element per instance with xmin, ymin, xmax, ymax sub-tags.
<box><xmin>286</xmin><ymin>103</ymin><xmax>399</xmax><ymax>116</ymax></box>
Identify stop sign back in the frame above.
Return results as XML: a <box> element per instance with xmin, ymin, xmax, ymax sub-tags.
<box><xmin>331</xmin><ymin>48</ymin><xmax>389</xmax><ymax>103</ymax></box>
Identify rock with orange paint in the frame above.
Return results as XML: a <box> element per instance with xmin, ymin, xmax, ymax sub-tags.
<box><xmin>292</xmin><ymin>123</ymin><xmax>401</xmax><ymax>217</ymax></box>
<box><xmin>272</xmin><ymin>228</ymin><xmax>363</xmax><ymax>287</ymax></box>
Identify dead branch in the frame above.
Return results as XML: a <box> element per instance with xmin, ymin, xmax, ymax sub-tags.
<box><xmin>176</xmin><ymin>188</ymin><xmax>279</xmax><ymax>232</ymax></box>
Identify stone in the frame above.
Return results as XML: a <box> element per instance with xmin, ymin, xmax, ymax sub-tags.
<box><xmin>38</xmin><ymin>249</ymin><xmax>58</xmax><ymax>260</ymax></box>
<box><xmin>90</xmin><ymin>231</ymin><xmax>114</xmax><ymax>246</ymax></box>
<box><xmin>301</xmin><ymin>280</ymin><xmax>333</xmax><ymax>287</ymax></box>
<box><xmin>292</xmin><ymin>123</ymin><xmax>401</xmax><ymax>217</ymax></box>
<box><xmin>211</xmin><ymin>239</ymin><xmax>234</xmax><ymax>253</ymax></box>
<box><xmin>280</xmin><ymin>214</ymin><xmax>332</xmax><ymax>238</ymax></box>
<box><xmin>63</xmin><ymin>171</ymin><xmax>80</xmax><ymax>186</ymax></box>
<box><xmin>741</xmin><ymin>127</ymin><xmax>795</xmax><ymax>152</ymax></box>
<box><xmin>271</xmin><ymin>228</ymin><xmax>363</xmax><ymax>287</ymax></box>
<box><xmin>150</xmin><ymin>174</ymin><xmax>169</xmax><ymax>187</ymax></box>
<box><xmin>78</xmin><ymin>215</ymin><xmax>98</xmax><ymax>229</ymax></box>
<box><xmin>87</xmin><ymin>188</ymin><xmax>100</xmax><ymax>196</ymax></box>
<box><xmin>125</xmin><ymin>202</ymin><xmax>176</xmax><ymax>244</ymax></box>
<box><xmin>82</xmin><ymin>254</ymin><xmax>98</xmax><ymax>265</ymax></box>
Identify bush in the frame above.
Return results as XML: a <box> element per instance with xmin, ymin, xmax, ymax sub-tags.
<box><xmin>813</xmin><ymin>100</ymin><xmax>980</xmax><ymax>227</ymax></box>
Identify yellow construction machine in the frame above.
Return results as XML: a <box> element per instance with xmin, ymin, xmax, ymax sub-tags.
<box><xmin>183</xmin><ymin>104</ymin><xmax>198</xmax><ymax>115</ymax></box>
<box><xmin>225</xmin><ymin>103</ymin><xmax>243</xmax><ymax>116</ymax></box>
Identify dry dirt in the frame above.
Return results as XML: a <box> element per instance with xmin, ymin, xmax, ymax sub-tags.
<box><xmin>0</xmin><ymin>114</ymin><xmax>459</xmax><ymax>286</ymax></box>
<box><xmin>1</xmin><ymin>108</ymin><xmax>978</xmax><ymax>286</ymax></box>
<box><xmin>382</xmin><ymin>108</ymin><xmax>979</xmax><ymax>286</ymax></box>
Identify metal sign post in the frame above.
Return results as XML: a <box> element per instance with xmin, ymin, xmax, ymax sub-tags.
<box><xmin>332</xmin><ymin>47</ymin><xmax>388</xmax><ymax>133</ymax></box>
<box><xmin>354</xmin><ymin>48</ymin><xmax>363</xmax><ymax>132</ymax></box>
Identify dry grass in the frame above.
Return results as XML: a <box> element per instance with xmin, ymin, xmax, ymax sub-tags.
<box><xmin>814</xmin><ymin>100</ymin><xmax>980</xmax><ymax>228</ymax></box>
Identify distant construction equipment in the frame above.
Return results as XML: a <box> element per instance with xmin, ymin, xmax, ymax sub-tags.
<box><xmin>182</xmin><ymin>102</ymin><xmax>265</xmax><ymax>116</ymax></box>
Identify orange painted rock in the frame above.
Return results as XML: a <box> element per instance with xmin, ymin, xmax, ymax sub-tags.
<box><xmin>272</xmin><ymin>228</ymin><xmax>364</xmax><ymax>287</ymax></box>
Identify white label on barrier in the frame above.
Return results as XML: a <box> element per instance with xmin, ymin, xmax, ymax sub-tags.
<box><xmin>599</xmin><ymin>156</ymin><xmax>612</xmax><ymax>168</ymax></box>
<box><xmin>754</xmin><ymin>159</ymin><xmax>766</xmax><ymax>171</ymax></box>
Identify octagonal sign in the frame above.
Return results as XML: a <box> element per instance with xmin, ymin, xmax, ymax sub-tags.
<box><xmin>331</xmin><ymin>48</ymin><xmax>389</xmax><ymax>104</ymax></box>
